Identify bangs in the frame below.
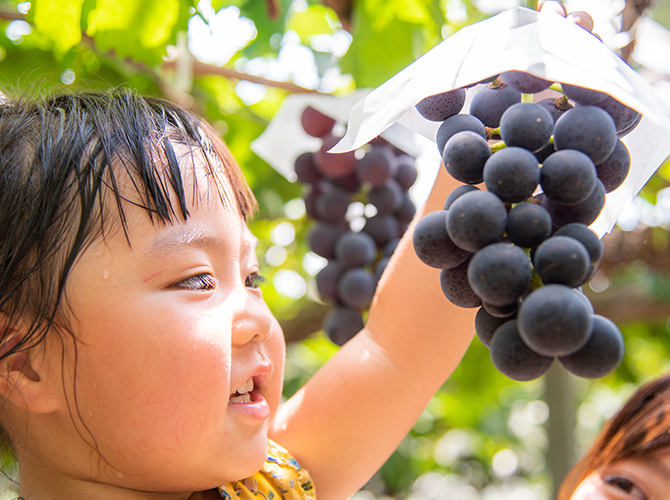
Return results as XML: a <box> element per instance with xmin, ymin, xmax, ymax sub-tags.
<box><xmin>0</xmin><ymin>88</ymin><xmax>256</xmax><ymax>358</ymax></box>
<box><xmin>90</xmin><ymin>91</ymin><xmax>257</xmax><ymax>231</ymax></box>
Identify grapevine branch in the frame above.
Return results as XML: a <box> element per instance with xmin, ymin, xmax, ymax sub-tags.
<box><xmin>0</xmin><ymin>6</ymin><xmax>321</xmax><ymax>95</ymax></box>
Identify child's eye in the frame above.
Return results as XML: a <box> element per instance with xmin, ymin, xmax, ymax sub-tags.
<box><xmin>603</xmin><ymin>475</ymin><xmax>647</xmax><ymax>500</ymax></box>
<box><xmin>245</xmin><ymin>272</ymin><xmax>266</xmax><ymax>289</ymax></box>
<box><xmin>176</xmin><ymin>273</ymin><xmax>217</xmax><ymax>291</ymax></box>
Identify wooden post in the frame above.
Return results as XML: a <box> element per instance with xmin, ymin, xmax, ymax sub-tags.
<box><xmin>545</xmin><ymin>363</ymin><xmax>576</xmax><ymax>496</ymax></box>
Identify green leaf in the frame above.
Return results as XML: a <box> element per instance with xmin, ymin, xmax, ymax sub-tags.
<box><xmin>340</xmin><ymin>0</ymin><xmax>443</xmax><ymax>88</ymax></box>
<box><xmin>85</xmin><ymin>0</ymin><xmax>190</xmax><ymax>65</ymax></box>
<box><xmin>286</xmin><ymin>4</ymin><xmax>338</xmax><ymax>45</ymax></box>
<box><xmin>32</xmin><ymin>0</ymin><xmax>85</xmax><ymax>57</ymax></box>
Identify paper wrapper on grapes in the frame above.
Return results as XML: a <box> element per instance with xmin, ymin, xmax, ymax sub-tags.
<box><xmin>251</xmin><ymin>89</ymin><xmax>437</xmax><ymax>346</ymax></box>
<box><xmin>331</xmin><ymin>7</ymin><xmax>670</xmax><ymax>238</ymax></box>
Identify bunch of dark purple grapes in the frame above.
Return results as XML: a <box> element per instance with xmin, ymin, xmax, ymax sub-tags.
<box><xmin>413</xmin><ymin>71</ymin><xmax>638</xmax><ymax>381</ymax></box>
<box><xmin>295</xmin><ymin>106</ymin><xmax>418</xmax><ymax>346</ymax></box>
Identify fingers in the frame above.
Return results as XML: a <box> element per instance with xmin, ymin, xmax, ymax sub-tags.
<box><xmin>538</xmin><ymin>2</ymin><xmax>597</xmax><ymax>36</ymax></box>
<box><xmin>539</xmin><ymin>1</ymin><xmax>567</xmax><ymax>17</ymax></box>
<box><xmin>566</xmin><ymin>10</ymin><xmax>594</xmax><ymax>32</ymax></box>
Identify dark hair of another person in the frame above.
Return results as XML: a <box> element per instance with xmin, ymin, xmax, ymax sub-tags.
<box><xmin>0</xmin><ymin>88</ymin><xmax>256</xmax><ymax>452</ymax></box>
<box><xmin>558</xmin><ymin>373</ymin><xmax>670</xmax><ymax>499</ymax></box>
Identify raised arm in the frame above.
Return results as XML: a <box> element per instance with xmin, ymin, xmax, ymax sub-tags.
<box><xmin>269</xmin><ymin>164</ymin><xmax>477</xmax><ymax>500</ymax></box>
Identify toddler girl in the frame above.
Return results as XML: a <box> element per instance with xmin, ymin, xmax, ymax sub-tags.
<box><xmin>0</xmin><ymin>89</ymin><xmax>475</xmax><ymax>500</ymax></box>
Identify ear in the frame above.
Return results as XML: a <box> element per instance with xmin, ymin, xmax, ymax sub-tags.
<box><xmin>0</xmin><ymin>321</ymin><xmax>62</xmax><ymax>415</ymax></box>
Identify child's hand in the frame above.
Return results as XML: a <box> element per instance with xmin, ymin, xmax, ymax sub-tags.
<box><xmin>270</xmin><ymin>4</ymin><xmax>605</xmax><ymax>499</ymax></box>
<box><xmin>540</xmin><ymin>1</ymin><xmax>595</xmax><ymax>33</ymax></box>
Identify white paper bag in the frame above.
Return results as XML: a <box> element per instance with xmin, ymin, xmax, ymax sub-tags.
<box><xmin>330</xmin><ymin>7</ymin><xmax>670</xmax><ymax>236</ymax></box>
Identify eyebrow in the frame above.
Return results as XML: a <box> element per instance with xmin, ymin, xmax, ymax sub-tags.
<box><xmin>144</xmin><ymin>228</ymin><xmax>258</xmax><ymax>260</ymax></box>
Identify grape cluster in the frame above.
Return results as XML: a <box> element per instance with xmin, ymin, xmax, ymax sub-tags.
<box><xmin>413</xmin><ymin>72</ymin><xmax>636</xmax><ymax>381</ymax></box>
<box><xmin>296</xmin><ymin>106</ymin><xmax>418</xmax><ymax>346</ymax></box>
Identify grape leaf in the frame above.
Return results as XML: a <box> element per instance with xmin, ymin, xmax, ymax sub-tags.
<box><xmin>85</xmin><ymin>0</ymin><xmax>191</xmax><ymax>66</ymax></box>
<box><xmin>31</xmin><ymin>0</ymin><xmax>85</xmax><ymax>57</ymax></box>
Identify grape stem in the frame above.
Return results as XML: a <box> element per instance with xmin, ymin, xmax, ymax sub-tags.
<box><xmin>521</xmin><ymin>93</ymin><xmax>534</xmax><ymax>103</ymax></box>
<box><xmin>549</xmin><ymin>83</ymin><xmax>564</xmax><ymax>94</ymax></box>
<box><xmin>490</xmin><ymin>141</ymin><xmax>507</xmax><ymax>152</ymax></box>
<box><xmin>486</xmin><ymin>126</ymin><xmax>501</xmax><ymax>139</ymax></box>
<box><xmin>529</xmin><ymin>270</ymin><xmax>544</xmax><ymax>291</ymax></box>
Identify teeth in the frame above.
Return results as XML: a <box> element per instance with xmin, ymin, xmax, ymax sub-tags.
<box><xmin>230</xmin><ymin>379</ymin><xmax>254</xmax><ymax>403</ymax></box>
<box><xmin>230</xmin><ymin>393</ymin><xmax>251</xmax><ymax>404</ymax></box>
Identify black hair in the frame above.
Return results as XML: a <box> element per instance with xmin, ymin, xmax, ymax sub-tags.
<box><xmin>0</xmin><ymin>86</ymin><xmax>255</xmax><ymax>398</ymax></box>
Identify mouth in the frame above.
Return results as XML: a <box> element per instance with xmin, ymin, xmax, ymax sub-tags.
<box><xmin>229</xmin><ymin>378</ymin><xmax>254</xmax><ymax>404</ymax></box>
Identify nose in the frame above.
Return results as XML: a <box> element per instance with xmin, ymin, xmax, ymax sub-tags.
<box><xmin>231</xmin><ymin>290</ymin><xmax>275</xmax><ymax>347</ymax></box>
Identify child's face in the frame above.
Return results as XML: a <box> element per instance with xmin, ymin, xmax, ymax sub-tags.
<box><xmin>571</xmin><ymin>448</ymin><xmax>670</xmax><ymax>500</ymax></box>
<box><xmin>46</xmin><ymin>156</ymin><xmax>286</xmax><ymax>491</ymax></box>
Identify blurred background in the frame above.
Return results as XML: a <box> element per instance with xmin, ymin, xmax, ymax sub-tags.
<box><xmin>1</xmin><ymin>0</ymin><xmax>670</xmax><ymax>498</ymax></box>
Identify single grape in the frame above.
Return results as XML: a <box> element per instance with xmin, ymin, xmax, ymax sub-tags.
<box><xmin>362</xmin><ymin>213</ymin><xmax>400</xmax><ymax>248</ymax></box>
<box><xmin>436</xmin><ymin>114</ymin><xmax>487</xmax><ymax>155</ymax></box>
<box><xmin>533</xmin><ymin>235</ymin><xmax>590</xmax><ymax>287</ymax></box>
<box><xmin>506</xmin><ymin>202</ymin><xmax>552</xmax><ymax>249</ymax></box>
<box><xmin>553</xmin><ymin>106</ymin><xmax>617</xmax><ymax>165</ymax></box>
<box><xmin>499</xmin><ymin>102</ymin><xmax>554</xmax><ymax>152</ymax></box>
<box><xmin>561</xmin><ymin>83</ymin><xmax>607</xmax><ymax>105</ymax></box>
<box><xmin>294</xmin><ymin>152</ymin><xmax>323</xmax><ymax>184</ymax></box>
<box><xmin>356</xmin><ymin>145</ymin><xmax>398</xmax><ymax>187</ymax></box>
<box><xmin>554</xmin><ymin>223</ymin><xmax>604</xmax><ymax>280</ymax></box>
<box><xmin>308</xmin><ymin>223</ymin><xmax>345</xmax><ymax>259</ymax></box>
<box><xmin>558</xmin><ymin>315</ymin><xmax>624</xmax><ymax>378</ymax></box>
<box><xmin>475</xmin><ymin>307</ymin><xmax>514</xmax><ymax>348</ymax></box>
<box><xmin>554</xmin><ymin>223</ymin><xmax>603</xmax><ymax>265</ymax></box>
<box><xmin>518</xmin><ymin>284</ymin><xmax>592</xmax><ymax>357</ymax></box>
<box><xmin>314</xmin><ymin>187</ymin><xmax>351</xmax><ymax>223</ymax></box>
<box><xmin>540</xmin><ymin>150</ymin><xmax>597</xmax><ymax>206</ymax></box>
<box><xmin>413</xmin><ymin>210</ymin><xmax>471</xmax><ymax>269</ymax></box>
<box><xmin>501</xmin><ymin>71</ymin><xmax>553</xmax><ymax>94</ymax></box>
<box><xmin>301</xmin><ymin>106</ymin><xmax>336</xmax><ymax>137</ymax></box>
<box><xmin>337</xmin><ymin>267</ymin><xmax>376</xmax><ymax>309</ymax></box>
<box><xmin>444</xmin><ymin>185</ymin><xmax>480</xmax><ymax>210</ymax></box>
<box><xmin>541</xmin><ymin>179</ymin><xmax>606</xmax><ymax>227</ymax></box>
<box><xmin>395</xmin><ymin>155</ymin><xmax>418</xmax><ymax>190</ymax></box>
<box><xmin>489</xmin><ymin>320</ymin><xmax>554</xmax><ymax>381</ymax></box>
<box><xmin>368</xmin><ymin>178</ymin><xmax>404</xmax><ymax>214</ymax></box>
<box><xmin>440</xmin><ymin>257</ymin><xmax>482</xmax><ymax>308</ymax></box>
<box><xmin>446</xmin><ymin>191</ymin><xmax>508</xmax><ymax>252</ymax></box>
<box><xmin>595</xmin><ymin>139</ymin><xmax>630</xmax><ymax>193</ymax></box>
<box><xmin>467</xmin><ymin>242</ymin><xmax>532</xmax><ymax>306</ymax></box>
<box><xmin>323</xmin><ymin>306</ymin><xmax>364</xmax><ymax>346</ymax></box>
<box><xmin>316</xmin><ymin>261</ymin><xmax>344</xmax><ymax>301</ymax></box>
<box><xmin>442</xmin><ymin>131</ymin><xmax>492</xmax><ymax>185</ymax></box>
<box><xmin>469</xmin><ymin>83</ymin><xmax>521</xmax><ymax>128</ymax></box>
<box><xmin>416</xmin><ymin>88</ymin><xmax>467</xmax><ymax>121</ymax></box>
<box><xmin>334</xmin><ymin>231</ymin><xmax>377</xmax><ymax>268</ymax></box>
<box><xmin>315</xmin><ymin>135</ymin><xmax>358</xmax><ymax>178</ymax></box>
<box><xmin>593</xmin><ymin>95</ymin><xmax>642</xmax><ymax>136</ymax></box>
<box><xmin>483</xmin><ymin>146</ymin><xmax>540</xmax><ymax>203</ymax></box>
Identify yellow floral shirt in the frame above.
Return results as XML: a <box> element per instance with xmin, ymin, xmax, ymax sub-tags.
<box><xmin>218</xmin><ymin>440</ymin><xmax>316</xmax><ymax>500</ymax></box>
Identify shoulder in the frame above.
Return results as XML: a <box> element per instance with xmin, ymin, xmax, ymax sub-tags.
<box><xmin>218</xmin><ymin>440</ymin><xmax>316</xmax><ymax>499</ymax></box>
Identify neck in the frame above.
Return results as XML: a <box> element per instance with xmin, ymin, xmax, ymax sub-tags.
<box><xmin>16</xmin><ymin>459</ymin><xmax>220</xmax><ymax>500</ymax></box>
